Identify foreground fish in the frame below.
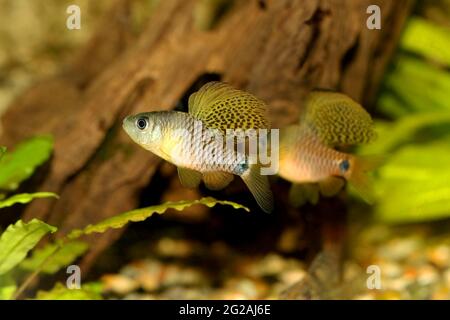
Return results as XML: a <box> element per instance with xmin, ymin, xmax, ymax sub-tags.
<box><xmin>278</xmin><ymin>90</ymin><xmax>381</xmax><ymax>206</ymax></box>
<box><xmin>123</xmin><ymin>82</ymin><xmax>273</xmax><ymax>212</ymax></box>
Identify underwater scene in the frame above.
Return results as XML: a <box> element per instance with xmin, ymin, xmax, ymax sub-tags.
<box><xmin>0</xmin><ymin>0</ymin><xmax>449</xmax><ymax>303</ymax></box>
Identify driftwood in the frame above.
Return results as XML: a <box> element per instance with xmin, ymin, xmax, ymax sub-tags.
<box><xmin>0</xmin><ymin>0</ymin><xmax>412</xmax><ymax>270</ymax></box>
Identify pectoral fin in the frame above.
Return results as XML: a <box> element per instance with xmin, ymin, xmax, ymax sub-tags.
<box><xmin>318</xmin><ymin>177</ymin><xmax>345</xmax><ymax>197</ymax></box>
<box><xmin>289</xmin><ymin>183</ymin><xmax>320</xmax><ymax>207</ymax></box>
<box><xmin>177</xmin><ymin>167</ymin><xmax>202</xmax><ymax>188</ymax></box>
<box><xmin>203</xmin><ymin>171</ymin><xmax>234</xmax><ymax>190</ymax></box>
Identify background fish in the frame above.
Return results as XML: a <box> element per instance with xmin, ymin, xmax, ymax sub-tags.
<box><xmin>123</xmin><ymin>82</ymin><xmax>273</xmax><ymax>213</ymax></box>
<box><xmin>278</xmin><ymin>90</ymin><xmax>382</xmax><ymax>207</ymax></box>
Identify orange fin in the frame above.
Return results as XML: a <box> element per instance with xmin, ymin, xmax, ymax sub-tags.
<box><xmin>319</xmin><ymin>177</ymin><xmax>345</xmax><ymax>197</ymax></box>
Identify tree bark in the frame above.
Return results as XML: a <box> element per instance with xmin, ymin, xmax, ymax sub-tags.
<box><xmin>0</xmin><ymin>0</ymin><xmax>413</xmax><ymax>270</ymax></box>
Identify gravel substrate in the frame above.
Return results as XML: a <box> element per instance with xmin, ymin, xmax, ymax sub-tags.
<box><xmin>99</xmin><ymin>222</ymin><xmax>450</xmax><ymax>300</ymax></box>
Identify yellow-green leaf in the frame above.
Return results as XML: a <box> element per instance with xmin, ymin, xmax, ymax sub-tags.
<box><xmin>0</xmin><ymin>136</ymin><xmax>53</xmax><ymax>192</ymax></box>
<box><xmin>401</xmin><ymin>17</ymin><xmax>450</xmax><ymax>66</ymax></box>
<box><xmin>0</xmin><ymin>219</ymin><xmax>57</xmax><ymax>275</ymax></box>
<box><xmin>380</xmin><ymin>56</ymin><xmax>450</xmax><ymax>117</ymax></box>
<box><xmin>359</xmin><ymin>112</ymin><xmax>450</xmax><ymax>155</ymax></box>
<box><xmin>0</xmin><ymin>147</ymin><xmax>5</xmax><ymax>161</ymax></box>
<box><xmin>0</xmin><ymin>192</ymin><xmax>58</xmax><ymax>210</ymax></box>
<box><xmin>68</xmin><ymin>197</ymin><xmax>249</xmax><ymax>239</ymax></box>
<box><xmin>0</xmin><ymin>273</ymin><xmax>16</xmax><ymax>300</ymax></box>
<box><xmin>373</xmin><ymin>143</ymin><xmax>450</xmax><ymax>224</ymax></box>
<box><xmin>20</xmin><ymin>241</ymin><xmax>88</xmax><ymax>274</ymax></box>
<box><xmin>35</xmin><ymin>283</ymin><xmax>102</xmax><ymax>300</ymax></box>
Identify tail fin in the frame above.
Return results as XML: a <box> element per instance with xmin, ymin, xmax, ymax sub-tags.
<box><xmin>241</xmin><ymin>165</ymin><xmax>274</xmax><ymax>213</ymax></box>
<box><xmin>348</xmin><ymin>155</ymin><xmax>385</xmax><ymax>204</ymax></box>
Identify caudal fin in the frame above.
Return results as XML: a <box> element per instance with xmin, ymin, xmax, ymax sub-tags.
<box><xmin>241</xmin><ymin>165</ymin><xmax>274</xmax><ymax>213</ymax></box>
<box><xmin>348</xmin><ymin>155</ymin><xmax>385</xmax><ymax>204</ymax></box>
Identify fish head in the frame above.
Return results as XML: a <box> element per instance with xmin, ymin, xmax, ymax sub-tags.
<box><xmin>122</xmin><ymin>112</ymin><xmax>163</xmax><ymax>150</ymax></box>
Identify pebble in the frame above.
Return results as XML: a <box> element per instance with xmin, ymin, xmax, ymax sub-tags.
<box><xmin>248</xmin><ymin>254</ymin><xmax>286</xmax><ymax>277</ymax></box>
<box><xmin>416</xmin><ymin>265</ymin><xmax>439</xmax><ymax>286</ymax></box>
<box><xmin>155</xmin><ymin>237</ymin><xmax>195</xmax><ymax>258</ymax></box>
<box><xmin>353</xmin><ymin>224</ymin><xmax>450</xmax><ymax>300</ymax></box>
<box><xmin>431</xmin><ymin>284</ymin><xmax>450</xmax><ymax>300</ymax></box>
<box><xmin>377</xmin><ymin>237</ymin><xmax>422</xmax><ymax>261</ymax></box>
<box><xmin>377</xmin><ymin>261</ymin><xmax>403</xmax><ymax>278</ymax></box>
<box><xmin>101</xmin><ymin>274</ymin><xmax>139</xmax><ymax>295</ymax></box>
<box><xmin>426</xmin><ymin>244</ymin><xmax>450</xmax><ymax>269</ymax></box>
<box><xmin>98</xmin><ymin>223</ymin><xmax>450</xmax><ymax>300</ymax></box>
<box><xmin>443</xmin><ymin>269</ymin><xmax>450</xmax><ymax>286</ymax></box>
<box><xmin>279</xmin><ymin>269</ymin><xmax>306</xmax><ymax>285</ymax></box>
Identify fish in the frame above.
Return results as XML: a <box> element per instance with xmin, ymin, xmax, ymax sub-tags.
<box><xmin>122</xmin><ymin>82</ymin><xmax>274</xmax><ymax>213</ymax></box>
<box><xmin>278</xmin><ymin>89</ymin><xmax>382</xmax><ymax>207</ymax></box>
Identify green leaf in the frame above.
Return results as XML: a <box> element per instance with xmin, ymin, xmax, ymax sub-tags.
<box><xmin>0</xmin><ymin>219</ymin><xmax>57</xmax><ymax>275</ymax></box>
<box><xmin>359</xmin><ymin>112</ymin><xmax>450</xmax><ymax>155</ymax></box>
<box><xmin>0</xmin><ymin>192</ymin><xmax>58</xmax><ymax>210</ymax></box>
<box><xmin>20</xmin><ymin>241</ymin><xmax>88</xmax><ymax>274</ymax></box>
<box><xmin>373</xmin><ymin>143</ymin><xmax>450</xmax><ymax>224</ymax></box>
<box><xmin>0</xmin><ymin>147</ymin><xmax>6</xmax><ymax>161</ymax></box>
<box><xmin>68</xmin><ymin>197</ymin><xmax>249</xmax><ymax>239</ymax></box>
<box><xmin>380</xmin><ymin>56</ymin><xmax>450</xmax><ymax>117</ymax></box>
<box><xmin>35</xmin><ymin>283</ymin><xmax>102</xmax><ymax>300</ymax></box>
<box><xmin>368</xmin><ymin>17</ymin><xmax>450</xmax><ymax>225</ymax></box>
<box><xmin>401</xmin><ymin>17</ymin><xmax>450</xmax><ymax>66</ymax></box>
<box><xmin>0</xmin><ymin>136</ymin><xmax>53</xmax><ymax>192</ymax></box>
<box><xmin>0</xmin><ymin>273</ymin><xmax>16</xmax><ymax>300</ymax></box>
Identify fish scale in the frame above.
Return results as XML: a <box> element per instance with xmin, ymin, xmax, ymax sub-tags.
<box><xmin>167</xmin><ymin>113</ymin><xmax>244</xmax><ymax>173</ymax></box>
<box><xmin>281</xmin><ymin>128</ymin><xmax>347</xmax><ymax>183</ymax></box>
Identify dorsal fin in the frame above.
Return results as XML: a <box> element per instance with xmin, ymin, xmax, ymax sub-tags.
<box><xmin>188</xmin><ymin>82</ymin><xmax>270</xmax><ymax>133</ymax></box>
<box><xmin>300</xmin><ymin>90</ymin><xmax>376</xmax><ymax>146</ymax></box>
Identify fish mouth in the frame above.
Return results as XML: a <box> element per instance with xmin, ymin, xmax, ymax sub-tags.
<box><xmin>122</xmin><ymin>115</ymin><xmax>133</xmax><ymax>129</ymax></box>
<box><xmin>122</xmin><ymin>115</ymin><xmax>135</xmax><ymax>136</ymax></box>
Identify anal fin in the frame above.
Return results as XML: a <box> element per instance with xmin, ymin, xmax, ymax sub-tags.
<box><xmin>203</xmin><ymin>171</ymin><xmax>234</xmax><ymax>190</ymax></box>
<box><xmin>319</xmin><ymin>177</ymin><xmax>345</xmax><ymax>197</ymax></box>
<box><xmin>178</xmin><ymin>167</ymin><xmax>202</xmax><ymax>188</ymax></box>
<box><xmin>289</xmin><ymin>183</ymin><xmax>319</xmax><ymax>207</ymax></box>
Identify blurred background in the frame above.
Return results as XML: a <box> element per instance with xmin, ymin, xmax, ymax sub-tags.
<box><xmin>0</xmin><ymin>0</ymin><xmax>450</xmax><ymax>299</ymax></box>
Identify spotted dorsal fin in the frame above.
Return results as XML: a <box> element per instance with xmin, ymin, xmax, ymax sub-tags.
<box><xmin>300</xmin><ymin>90</ymin><xmax>376</xmax><ymax>146</ymax></box>
<box><xmin>188</xmin><ymin>82</ymin><xmax>270</xmax><ymax>133</ymax></box>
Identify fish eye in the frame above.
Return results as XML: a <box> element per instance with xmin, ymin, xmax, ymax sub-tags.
<box><xmin>339</xmin><ymin>159</ymin><xmax>350</xmax><ymax>173</ymax></box>
<box><xmin>136</xmin><ymin>117</ymin><xmax>148</xmax><ymax>130</ymax></box>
